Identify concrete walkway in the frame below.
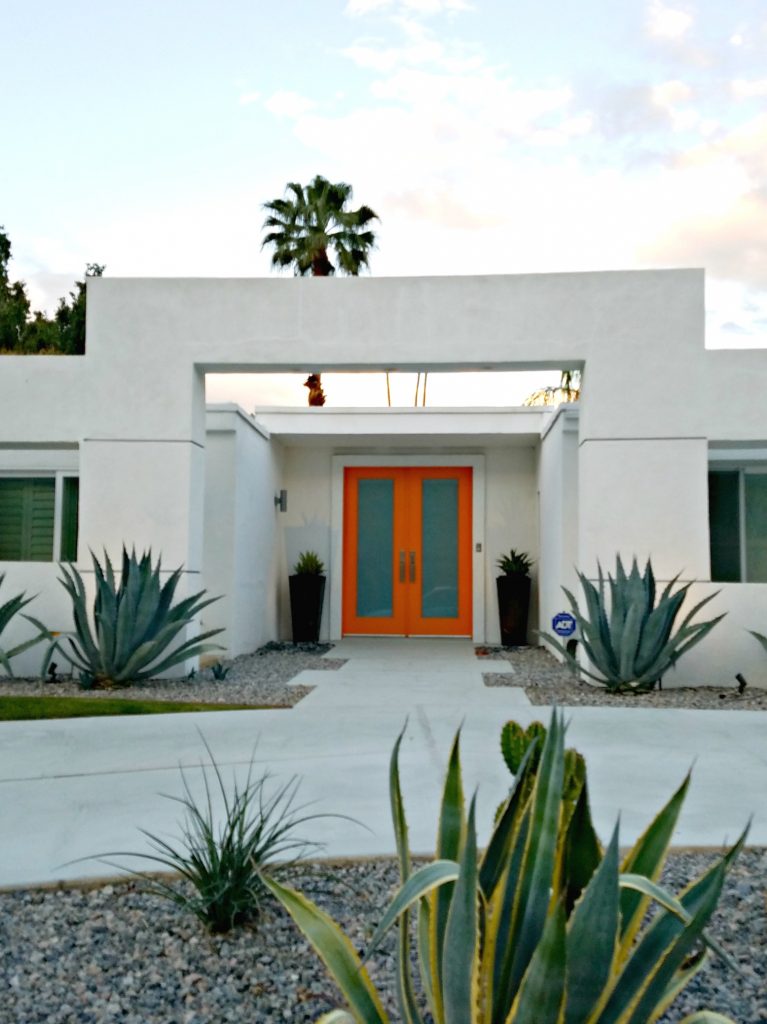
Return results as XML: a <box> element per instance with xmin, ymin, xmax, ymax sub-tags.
<box><xmin>1</xmin><ymin>638</ymin><xmax>765</xmax><ymax>888</ymax></box>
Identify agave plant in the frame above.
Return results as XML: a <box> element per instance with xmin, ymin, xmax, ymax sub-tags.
<box><xmin>265</xmin><ymin>710</ymin><xmax>745</xmax><ymax>1024</ymax></box>
<box><xmin>58</xmin><ymin>548</ymin><xmax>223</xmax><ymax>687</ymax></box>
<box><xmin>0</xmin><ymin>573</ymin><xmax>51</xmax><ymax>677</ymax></box>
<box><xmin>748</xmin><ymin>628</ymin><xmax>767</xmax><ymax>657</ymax></box>
<box><xmin>543</xmin><ymin>556</ymin><xmax>724</xmax><ymax>692</ymax></box>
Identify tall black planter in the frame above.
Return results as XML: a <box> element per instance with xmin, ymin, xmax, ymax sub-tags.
<box><xmin>496</xmin><ymin>574</ymin><xmax>531</xmax><ymax>647</ymax></box>
<box><xmin>289</xmin><ymin>574</ymin><xmax>326</xmax><ymax>643</ymax></box>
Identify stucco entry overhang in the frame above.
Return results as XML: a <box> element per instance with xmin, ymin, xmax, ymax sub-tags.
<box><xmin>4</xmin><ymin>267</ymin><xmax>766</xmax><ymax>577</ymax></box>
<box><xmin>251</xmin><ymin>405</ymin><xmax>550</xmax><ymax>446</ymax></box>
<box><xmin>80</xmin><ymin>270</ymin><xmax>767</xmax><ymax>578</ymax></box>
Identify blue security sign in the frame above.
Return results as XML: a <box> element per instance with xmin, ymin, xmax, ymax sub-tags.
<box><xmin>552</xmin><ymin>612</ymin><xmax>577</xmax><ymax>637</ymax></box>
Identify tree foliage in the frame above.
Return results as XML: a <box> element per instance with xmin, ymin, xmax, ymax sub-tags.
<box><xmin>261</xmin><ymin>176</ymin><xmax>379</xmax><ymax>402</ymax></box>
<box><xmin>0</xmin><ymin>228</ymin><xmax>31</xmax><ymax>352</ymax></box>
<box><xmin>55</xmin><ymin>262</ymin><xmax>105</xmax><ymax>355</ymax></box>
<box><xmin>523</xmin><ymin>369</ymin><xmax>582</xmax><ymax>407</ymax></box>
<box><xmin>0</xmin><ymin>225</ymin><xmax>103</xmax><ymax>354</ymax></box>
<box><xmin>261</xmin><ymin>175</ymin><xmax>379</xmax><ymax>278</ymax></box>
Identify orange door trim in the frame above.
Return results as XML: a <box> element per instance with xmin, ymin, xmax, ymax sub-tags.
<box><xmin>342</xmin><ymin>466</ymin><xmax>472</xmax><ymax>637</ymax></box>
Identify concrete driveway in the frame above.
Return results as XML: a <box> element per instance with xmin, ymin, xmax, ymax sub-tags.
<box><xmin>1</xmin><ymin>638</ymin><xmax>764</xmax><ymax>888</ymax></box>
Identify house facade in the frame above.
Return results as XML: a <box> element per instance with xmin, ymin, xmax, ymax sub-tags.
<box><xmin>1</xmin><ymin>270</ymin><xmax>766</xmax><ymax>686</ymax></box>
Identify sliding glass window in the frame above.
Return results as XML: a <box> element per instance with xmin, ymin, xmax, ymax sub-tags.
<box><xmin>709</xmin><ymin>469</ymin><xmax>767</xmax><ymax>582</ymax></box>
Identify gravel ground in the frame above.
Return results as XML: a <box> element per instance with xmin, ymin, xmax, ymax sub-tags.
<box><xmin>2</xmin><ymin>850</ymin><xmax>764</xmax><ymax>1023</ymax></box>
<box><xmin>479</xmin><ymin>646</ymin><xmax>767</xmax><ymax>710</ymax></box>
<box><xmin>0</xmin><ymin>643</ymin><xmax>345</xmax><ymax>709</ymax></box>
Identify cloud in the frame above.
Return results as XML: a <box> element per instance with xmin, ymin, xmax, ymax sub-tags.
<box><xmin>346</xmin><ymin>0</ymin><xmax>389</xmax><ymax>12</ymax></box>
<box><xmin>651</xmin><ymin>80</ymin><xmax>693</xmax><ymax>107</ymax></box>
<box><xmin>345</xmin><ymin>0</ymin><xmax>472</xmax><ymax>15</ymax></box>
<box><xmin>263</xmin><ymin>91</ymin><xmax>317</xmax><ymax>119</ymax></box>
<box><xmin>386</xmin><ymin>188</ymin><xmax>497</xmax><ymax>228</ymax></box>
<box><xmin>342</xmin><ymin>12</ymin><xmax>480</xmax><ymax>73</ymax></box>
<box><xmin>640</xmin><ymin>115</ymin><xmax>767</xmax><ymax>289</ymax></box>
<box><xmin>343</xmin><ymin>37</ymin><xmax>447</xmax><ymax>72</ymax></box>
<box><xmin>681</xmin><ymin>112</ymin><xmax>767</xmax><ymax>182</ymax></box>
<box><xmin>239</xmin><ymin>91</ymin><xmax>261</xmax><ymax>106</ymax></box>
<box><xmin>647</xmin><ymin>0</ymin><xmax>694</xmax><ymax>40</ymax></box>
<box><xmin>705</xmin><ymin>279</ymin><xmax>767</xmax><ymax>348</ymax></box>
<box><xmin>648</xmin><ymin>79</ymin><xmax>716</xmax><ymax>134</ymax></box>
<box><xmin>647</xmin><ymin>193</ymin><xmax>767</xmax><ymax>289</ymax></box>
<box><xmin>732</xmin><ymin>78</ymin><xmax>767</xmax><ymax>99</ymax></box>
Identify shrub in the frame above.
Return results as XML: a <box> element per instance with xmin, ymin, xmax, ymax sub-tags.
<box><xmin>293</xmin><ymin>551</ymin><xmax>325</xmax><ymax>575</ymax></box>
<box><xmin>265</xmin><ymin>709</ymin><xmax>745</xmax><ymax>1024</ymax></box>
<box><xmin>542</xmin><ymin>555</ymin><xmax>724</xmax><ymax>692</ymax></box>
<box><xmin>496</xmin><ymin>549</ymin><xmax>533</xmax><ymax>576</ymax></box>
<box><xmin>0</xmin><ymin>573</ymin><xmax>50</xmax><ymax>677</ymax></box>
<box><xmin>58</xmin><ymin>547</ymin><xmax>223</xmax><ymax>687</ymax></box>
<box><xmin>94</xmin><ymin>738</ymin><xmax>324</xmax><ymax>933</ymax></box>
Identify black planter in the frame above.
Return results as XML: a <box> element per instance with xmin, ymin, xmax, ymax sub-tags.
<box><xmin>289</xmin><ymin>574</ymin><xmax>326</xmax><ymax>643</ymax></box>
<box><xmin>496</xmin><ymin>574</ymin><xmax>531</xmax><ymax>647</ymax></box>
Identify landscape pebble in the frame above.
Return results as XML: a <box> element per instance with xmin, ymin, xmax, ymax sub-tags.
<box><xmin>1</xmin><ymin>851</ymin><xmax>764</xmax><ymax>1022</ymax></box>
<box><xmin>0</xmin><ymin>642</ymin><xmax>345</xmax><ymax>709</ymax></box>
<box><xmin>480</xmin><ymin>646</ymin><xmax>767</xmax><ymax>710</ymax></box>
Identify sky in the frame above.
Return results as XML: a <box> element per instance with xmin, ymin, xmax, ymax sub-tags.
<box><xmin>2</xmin><ymin>0</ymin><xmax>766</xmax><ymax>408</ymax></box>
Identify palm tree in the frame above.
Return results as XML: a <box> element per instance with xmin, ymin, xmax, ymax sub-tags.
<box><xmin>523</xmin><ymin>369</ymin><xmax>582</xmax><ymax>407</ymax></box>
<box><xmin>262</xmin><ymin>176</ymin><xmax>378</xmax><ymax>277</ymax></box>
<box><xmin>261</xmin><ymin>175</ymin><xmax>379</xmax><ymax>400</ymax></box>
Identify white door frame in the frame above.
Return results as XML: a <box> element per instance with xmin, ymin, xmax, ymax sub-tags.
<box><xmin>329</xmin><ymin>454</ymin><xmax>486</xmax><ymax>642</ymax></box>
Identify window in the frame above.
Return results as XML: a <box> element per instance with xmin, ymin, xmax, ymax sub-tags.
<box><xmin>709</xmin><ymin>469</ymin><xmax>767</xmax><ymax>582</ymax></box>
<box><xmin>0</xmin><ymin>476</ymin><xmax>79</xmax><ymax>562</ymax></box>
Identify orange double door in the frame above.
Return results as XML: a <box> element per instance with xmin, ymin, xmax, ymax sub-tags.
<box><xmin>342</xmin><ymin>467</ymin><xmax>472</xmax><ymax>637</ymax></box>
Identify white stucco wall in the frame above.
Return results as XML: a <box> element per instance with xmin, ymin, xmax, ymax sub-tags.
<box><xmin>203</xmin><ymin>406</ymin><xmax>283</xmax><ymax>658</ymax></box>
<box><xmin>674</xmin><ymin>583</ymin><xmax>767</xmax><ymax>689</ymax></box>
<box><xmin>276</xmin><ymin>446</ymin><xmax>334</xmax><ymax>641</ymax></box>
<box><xmin>538</xmin><ymin>407</ymin><xmax>580</xmax><ymax>653</ymax></box>
<box><xmin>484</xmin><ymin>446</ymin><xmax>539</xmax><ymax>643</ymax></box>
<box><xmin>578</xmin><ymin>438</ymin><xmax>710</xmax><ymax>581</ymax></box>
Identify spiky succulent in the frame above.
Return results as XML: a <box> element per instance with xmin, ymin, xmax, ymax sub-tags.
<box><xmin>0</xmin><ymin>573</ymin><xmax>50</xmax><ymax>677</ymax></box>
<box><xmin>265</xmin><ymin>710</ymin><xmax>745</xmax><ymax>1024</ymax></box>
<box><xmin>58</xmin><ymin>548</ymin><xmax>222</xmax><ymax>687</ymax></box>
<box><xmin>293</xmin><ymin>551</ymin><xmax>325</xmax><ymax>575</ymax></box>
<box><xmin>748</xmin><ymin>629</ymin><xmax>767</xmax><ymax>656</ymax></box>
<box><xmin>497</xmin><ymin>549</ymin><xmax>533</xmax><ymax>576</ymax></box>
<box><xmin>543</xmin><ymin>555</ymin><xmax>724</xmax><ymax>692</ymax></box>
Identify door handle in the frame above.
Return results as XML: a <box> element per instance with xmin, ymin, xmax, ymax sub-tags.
<box><xmin>399</xmin><ymin>551</ymin><xmax>406</xmax><ymax>583</ymax></box>
<box><xmin>409</xmin><ymin>551</ymin><xmax>416</xmax><ymax>583</ymax></box>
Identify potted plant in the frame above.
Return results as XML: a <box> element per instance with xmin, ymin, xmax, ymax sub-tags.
<box><xmin>289</xmin><ymin>551</ymin><xmax>326</xmax><ymax>643</ymax></box>
<box><xmin>496</xmin><ymin>549</ymin><xmax>532</xmax><ymax>646</ymax></box>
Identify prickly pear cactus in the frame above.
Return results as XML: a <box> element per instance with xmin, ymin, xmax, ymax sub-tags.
<box><xmin>499</xmin><ymin>722</ymin><xmax>588</xmax><ymax>833</ymax></box>
<box><xmin>500</xmin><ymin>720</ymin><xmax>546</xmax><ymax>775</ymax></box>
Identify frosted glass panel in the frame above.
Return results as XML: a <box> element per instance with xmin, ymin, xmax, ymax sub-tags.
<box><xmin>745</xmin><ymin>475</ymin><xmax>767</xmax><ymax>582</ymax></box>
<box><xmin>422</xmin><ymin>479</ymin><xmax>458</xmax><ymax>618</ymax></box>
<box><xmin>357</xmin><ymin>479</ymin><xmax>394</xmax><ymax>617</ymax></box>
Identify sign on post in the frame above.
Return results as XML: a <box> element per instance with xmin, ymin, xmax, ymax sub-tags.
<box><xmin>552</xmin><ymin>612</ymin><xmax>577</xmax><ymax>637</ymax></box>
